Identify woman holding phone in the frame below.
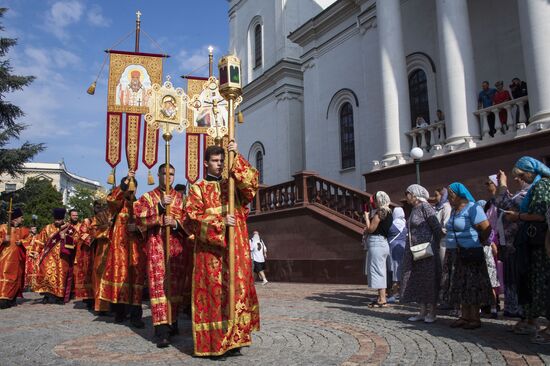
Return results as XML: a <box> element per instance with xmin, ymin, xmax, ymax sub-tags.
<box><xmin>363</xmin><ymin>191</ymin><xmax>393</xmax><ymax>308</ymax></box>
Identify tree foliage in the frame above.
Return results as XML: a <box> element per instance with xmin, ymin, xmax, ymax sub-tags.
<box><xmin>67</xmin><ymin>186</ymin><xmax>96</xmax><ymax>220</ymax></box>
<box><xmin>0</xmin><ymin>177</ymin><xmax>63</xmax><ymax>229</ymax></box>
<box><xmin>0</xmin><ymin>8</ymin><xmax>45</xmax><ymax>176</ymax></box>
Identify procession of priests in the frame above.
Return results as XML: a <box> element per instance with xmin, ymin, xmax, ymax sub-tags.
<box><xmin>0</xmin><ymin>143</ymin><xmax>260</xmax><ymax>358</ymax></box>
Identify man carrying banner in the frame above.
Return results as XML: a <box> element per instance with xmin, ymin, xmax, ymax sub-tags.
<box><xmin>98</xmin><ymin>171</ymin><xmax>146</xmax><ymax>327</ymax></box>
<box><xmin>134</xmin><ymin>164</ymin><xmax>187</xmax><ymax>347</ymax></box>
<box><xmin>0</xmin><ymin>208</ymin><xmax>31</xmax><ymax>309</ymax></box>
<box><xmin>33</xmin><ymin>208</ymin><xmax>77</xmax><ymax>304</ymax></box>
<box><xmin>184</xmin><ymin>143</ymin><xmax>260</xmax><ymax>357</ymax></box>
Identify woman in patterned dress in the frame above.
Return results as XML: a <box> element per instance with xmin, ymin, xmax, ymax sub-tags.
<box><xmin>400</xmin><ymin>184</ymin><xmax>443</xmax><ymax>323</ymax></box>
<box><xmin>503</xmin><ymin>157</ymin><xmax>550</xmax><ymax>344</ymax></box>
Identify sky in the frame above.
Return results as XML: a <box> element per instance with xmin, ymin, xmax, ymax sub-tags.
<box><xmin>1</xmin><ymin>0</ymin><xmax>229</xmax><ymax>192</ymax></box>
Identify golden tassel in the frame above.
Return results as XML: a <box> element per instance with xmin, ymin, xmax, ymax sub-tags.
<box><xmin>237</xmin><ymin>110</ymin><xmax>244</xmax><ymax>124</ymax></box>
<box><xmin>107</xmin><ymin>169</ymin><xmax>115</xmax><ymax>185</ymax></box>
<box><xmin>128</xmin><ymin>177</ymin><xmax>136</xmax><ymax>192</ymax></box>
<box><xmin>87</xmin><ymin>81</ymin><xmax>97</xmax><ymax>95</ymax></box>
<box><xmin>147</xmin><ymin>170</ymin><xmax>155</xmax><ymax>185</ymax></box>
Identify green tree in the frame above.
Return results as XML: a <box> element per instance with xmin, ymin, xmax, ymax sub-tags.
<box><xmin>67</xmin><ymin>186</ymin><xmax>96</xmax><ymax>220</ymax></box>
<box><xmin>0</xmin><ymin>8</ymin><xmax>45</xmax><ymax>177</ymax></box>
<box><xmin>0</xmin><ymin>177</ymin><xmax>63</xmax><ymax>229</ymax></box>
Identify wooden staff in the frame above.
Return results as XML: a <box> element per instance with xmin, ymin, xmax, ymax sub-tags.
<box><xmin>162</xmin><ymin>130</ymin><xmax>173</xmax><ymax>325</ymax></box>
<box><xmin>7</xmin><ymin>198</ymin><xmax>13</xmax><ymax>240</ymax></box>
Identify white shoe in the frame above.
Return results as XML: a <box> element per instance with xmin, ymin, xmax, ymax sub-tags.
<box><xmin>424</xmin><ymin>315</ymin><xmax>437</xmax><ymax>323</ymax></box>
<box><xmin>408</xmin><ymin>314</ymin><xmax>425</xmax><ymax>322</ymax></box>
<box><xmin>262</xmin><ymin>280</ymin><xmax>268</xmax><ymax>286</ymax></box>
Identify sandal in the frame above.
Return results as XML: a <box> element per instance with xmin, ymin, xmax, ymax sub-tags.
<box><xmin>368</xmin><ymin>301</ymin><xmax>388</xmax><ymax>308</ymax></box>
<box><xmin>531</xmin><ymin>330</ymin><xmax>550</xmax><ymax>345</ymax></box>
<box><xmin>450</xmin><ymin>318</ymin><xmax>468</xmax><ymax>328</ymax></box>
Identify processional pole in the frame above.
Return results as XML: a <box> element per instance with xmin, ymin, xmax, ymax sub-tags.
<box><xmin>218</xmin><ymin>55</ymin><xmax>242</xmax><ymax>322</ymax></box>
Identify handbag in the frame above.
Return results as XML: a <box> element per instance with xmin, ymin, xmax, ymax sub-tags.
<box><xmin>452</xmin><ymin>214</ymin><xmax>485</xmax><ymax>264</ymax></box>
<box><xmin>523</xmin><ymin>221</ymin><xmax>547</xmax><ymax>247</ymax></box>
<box><xmin>408</xmin><ymin>205</ymin><xmax>434</xmax><ymax>261</ymax></box>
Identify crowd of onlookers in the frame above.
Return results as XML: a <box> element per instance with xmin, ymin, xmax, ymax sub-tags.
<box><xmin>478</xmin><ymin>78</ymin><xmax>530</xmax><ymax>136</ymax></box>
<box><xmin>362</xmin><ymin>156</ymin><xmax>550</xmax><ymax>345</ymax></box>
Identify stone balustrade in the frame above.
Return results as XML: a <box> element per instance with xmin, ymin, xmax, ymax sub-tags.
<box><xmin>474</xmin><ymin>96</ymin><xmax>529</xmax><ymax>139</ymax></box>
<box><xmin>406</xmin><ymin>121</ymin><xmax>446</xmax><ymax>152</ymax></box>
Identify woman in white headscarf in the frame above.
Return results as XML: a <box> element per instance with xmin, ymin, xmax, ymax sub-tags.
<box><xmin>386</xmin><ymin>207</ymin><xmax>407</xmax><ymax>303</ymax></box>
<box><xmin>400</xmin><ymin>184</ymin><xmax>443</xmax><ymax>323</ymax></box>
<box><xmin>364</xmin><ymin>191</ymin><xmax>394</xmax><ymax>307</ymax></box>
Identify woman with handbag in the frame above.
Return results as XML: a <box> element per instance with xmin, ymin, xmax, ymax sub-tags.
<box><xmin>400</xmin><ymin>184</ymin><xmax>443</xmax><ymax>323</ymax></box>
<box><xmin>503</xmin><ymin>157</ymin><xmax>550</xmax><ymax>344</ymax></box>
<box><xmin>364</xmin><ymin>191</ymin><xmax>393</xmax><ymax>308</ymax></box>
<box><xmin>447</xmin><ymin>183</ymin><xmax>493</xmax><ymax>330</ymax></box>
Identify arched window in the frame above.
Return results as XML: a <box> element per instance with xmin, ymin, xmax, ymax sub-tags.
<box><xmin>254</xmin><ymin>24</ymin><xmax>262</xmax><ymax>69</ymax></box>
<box><xmin>255</xmin><ymin>150</ymin><xmax>264</xmax><ymax>184</ymax></box>
<box><xmin>339</xmin><ymin>102</ymin><xmax>355</xmax><ymax>169</ymax></box>
<box><xmin>408</xmin><ymin>69</ymin><xmax>430</xmax><ymax>128</ymax></box>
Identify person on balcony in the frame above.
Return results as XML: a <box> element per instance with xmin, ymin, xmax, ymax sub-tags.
<box><xmin>363</xmin><ymin>191</ymin><xmax>393</xmax><ymax>308</ymax></box>
<box><xmin>415</xmin><ymin>115</ymin><xmax>428</xmax><ymax>128</ymax></box>
<box><xmin>400</xmin><ymin>184</ymin><xmax>443</xmax><ymax>323</ymax></box>
<box><xmin>493</xmin><ymin>81</ymin><xmax>512</xmax><ymax>129</ymax></box>
<box><xmin>478</xmin><ymin>81</ymin><xmax>497</xmax><ymax>136</ymax></box>
<box><xmin>510</xmin><ymin>77</ymin><xmax>530</xmax><ymax>123</ymax></box>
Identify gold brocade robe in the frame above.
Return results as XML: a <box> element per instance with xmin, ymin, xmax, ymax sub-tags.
<box><xmin>184</xmin><ymin>154</ymin><xmax>260</xmax><ymax>356</ymax></box>
<box><xmin>88</xmin><ymin>213</ymin><xmax>112</xmax><ymax>312</ymax></box>
<box><xmin>33</xmin><ymin>224</ymin><xmax>76</xmax><ymax>300</ymax></box>
<box><xmin>73</xmin><ymin>219</ymin><xmax>95</xmax><ymax>300</ymax></box>
<box><xmin>134</xmin><ymin>187</ymin><xmax>187</xmax><ymax>326</ymax></box>
<box><xmin>0</xmin><ymin>225</ymin><xmax>30</xmax><ymax>300</ymax></box>
<box><xmin>98</xmin><ymin>187</ymin><xmax>146</xmax><ymax>305</ymax></box>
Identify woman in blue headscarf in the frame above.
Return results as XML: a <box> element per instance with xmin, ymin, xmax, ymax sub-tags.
<box><xmin>503</xmin><ymin>156</ymin><xmax>550</xmax><ymax>343</ymax></box>
<box><xmin>446</xmin><ymin>182</ymin><xmax>493</xmax><ymax>329</ymax></box>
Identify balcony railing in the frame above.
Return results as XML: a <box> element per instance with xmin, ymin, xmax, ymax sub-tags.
<box><xmin>474</xmin><ymin>96</ymin><xmax>529</xmax><ymax>139</ymax></box>
<box><xmin>407</xmin><ymin>121</ymin><xmax>446</xmax><ymax>151</ymax></box>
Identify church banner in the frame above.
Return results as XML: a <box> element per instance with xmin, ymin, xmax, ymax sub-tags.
<box><xmin>125</xmin><ymin>113</ymin><xmax>141</xmax><ymax>171</ymax></box>
<box><xmin>107</xmin><ymin>50</ymin><xmax>164</xmax><ymax>115</ymax></box>
<box><xmin>106</xmin><ymin>112</ymin><xmax>123</xmax><ymax>168</ymax></box>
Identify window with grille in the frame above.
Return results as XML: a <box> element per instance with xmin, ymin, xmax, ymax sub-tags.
<box><xmin>340</xmin><ymin>102</ymin><xmax>355</xmax><ymax>169</ymax></box>
<box><xmin>408</xmin><ymin>69</ymin><xmax>430</xmax><ymax>127</ymax></box>
<box><xmin>254</xmin><ymin>24</ymin><xmax>262</xmax><ymax>69</ymax></box>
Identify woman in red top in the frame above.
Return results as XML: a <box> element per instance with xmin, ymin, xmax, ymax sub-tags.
<box><xmin>493</xmin><ymin>81</ymin><xmax>512</xmax><ymax>126</ymax></box>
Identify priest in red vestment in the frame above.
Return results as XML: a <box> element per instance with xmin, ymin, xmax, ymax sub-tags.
<box><xmin>134</xmin><ymin>163</ymin><xmax>187</xmax><ymax>347</ymax></box>
<box><xmin>70</xmin><ymin>209</ymin><xmax>94</xmax><ymax>309</ymax></box>
<box><xmin>33</xmin><ymin>208</ymin><xmax>77</xmax><ymax>304</ymax></box>
<box><xmin>0</xmin><ymin>208</ymin><xmax>31</xmax><ymax>309</ymax></box>
<box><xmin>99</xmin><ymin>172</ymin><xmax>146</xmax><ymax>327</ymax></box>
<box><xmin>184</xmin><ymin>143</ymin><xmax>260</xmax><ymax>357</ymax></box>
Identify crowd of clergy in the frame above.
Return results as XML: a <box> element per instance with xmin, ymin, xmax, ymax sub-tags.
<box><xmin>0</xmin><ymin>143</ymin><xmax>260</xmax><ymax>358</ymax></box>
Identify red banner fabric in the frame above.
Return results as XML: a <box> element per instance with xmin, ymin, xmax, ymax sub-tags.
<box><xmin>105</xmin><ymin>112</ymin><xmax>123</xmax><ymax>168</ymax></box>
<box><xmin>142</xmin><ymin>121</ymin><xmax>159</xmax><ymax>169</ymax></box>
<box><xmin>125</xmin><ymin>114</ymin><xmax>141</xmax><ymax>171</ymax></box>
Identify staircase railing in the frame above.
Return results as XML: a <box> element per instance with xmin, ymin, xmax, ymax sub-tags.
<box><xmin>251</xmin><ymin>171</ymin><xmax>372</xmax><ymax>226</ymax></box>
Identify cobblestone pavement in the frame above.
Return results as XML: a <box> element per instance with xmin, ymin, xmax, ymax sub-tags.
<box><xmin>1</xmin><ymin>283</ymin><xmax>549</xmax><ymax>365</ymax></box>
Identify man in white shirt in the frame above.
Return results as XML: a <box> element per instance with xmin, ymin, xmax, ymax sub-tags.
<box><xmin>249</xmin><ymin>231</ymin><xmax>268</xmax><ymax>285</ymax></box>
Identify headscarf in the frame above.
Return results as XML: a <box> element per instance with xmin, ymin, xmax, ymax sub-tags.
<box><xmin>488</xmin><ymin>174</ymin><xmax>498</xmax><ymax>186</ymax></box>
<box><xmin>406</xmin><ymin>184</ymin><xmax>429</xmax><ymax>202</ymax></box>
<box><xmin>515</xmin><ymin>156</ymin><xmax>550</xmax><ymax>212</ymax></box>
<box><xmin>391</xmin><ymin>207</ymin><xmax>406</xmax><ymax>232</ymax></box>
<box><xmin>448</xmin><ymin>182</ymin><xmax>475</xmax><ymax>203</ymax></box>
<box><xmin>435</xmin><ymin>188</ymin><xmax>448</xmax><ymax>210</ymax></box>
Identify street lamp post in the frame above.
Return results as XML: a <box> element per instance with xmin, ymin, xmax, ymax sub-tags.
<box><xmin>410</xmin><ymin>147</ymin><xmax>424</xmax><ymax>185</ymax></box>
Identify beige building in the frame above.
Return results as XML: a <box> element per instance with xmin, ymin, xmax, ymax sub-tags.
<box><xmin>0</xmin><ymin>161</ymin><xmax>102</xmax><ymax>204</ymax></box>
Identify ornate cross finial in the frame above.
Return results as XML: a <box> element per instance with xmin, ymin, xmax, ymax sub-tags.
<box><xmin>136</xmin><ymin>10</ymin><xmax>142</xmax><ymax>21</ymax></box>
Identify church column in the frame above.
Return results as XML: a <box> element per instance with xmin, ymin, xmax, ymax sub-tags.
<box><xmin>518</xmin><ymin>0</ymin><xmax>550</xmax><ymax>125</ymax></box>
<box><xmin>377</xmin><ymin>0</ymin><xmax>411</xmax><ymax>162</ymax></box>
<box><xmin>436</xmin><ymin>0</ymin><xmax>478</xmax><ymax>144</ymax></box>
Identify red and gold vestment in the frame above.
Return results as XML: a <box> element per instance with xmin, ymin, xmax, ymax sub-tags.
<box><xmin>72</xmin><ymin>219</ymin><xmax>95</xmax><ymax>300</ymax></box>
<box><xmin>98</xmin><ymin>187</ymin><xmax>146</xmax><ymax>305</ymax></box>
<box><xmin>184</xmin><ymin>154</ymin><xmax>260</xmax><ymax>356</ymax></box>
<box><xmin>0</xmin><ymin>225</ymin><xmax>30</xmax><ymax>300</ymax></box>
<box><xmin>33</xmin><ymin>224</ymin><xmax>76</xmax><ymax>302</ymax></box>
<box><xmin>134</xmin><ymin>187</ymin><xmax>187</xmax><ymax>326</ymax></box>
